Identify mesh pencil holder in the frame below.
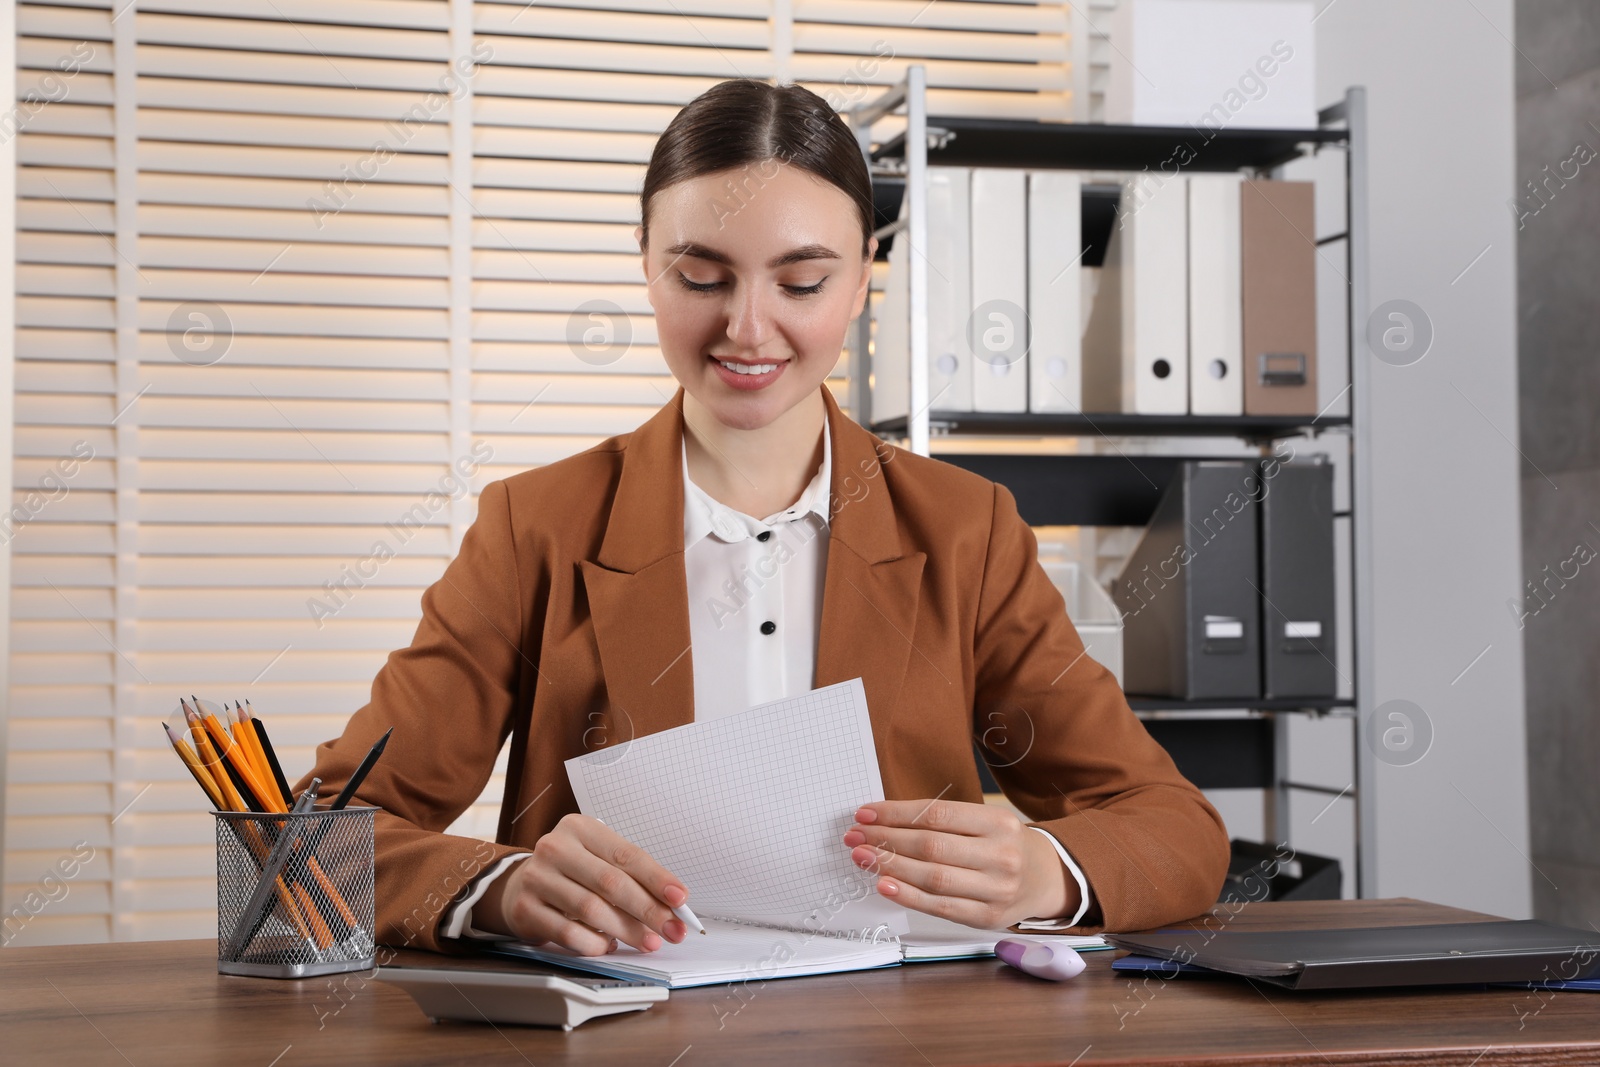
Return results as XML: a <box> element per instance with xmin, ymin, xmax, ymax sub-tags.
<box><xmin>213</xmin><ymin>807</ymin><xmax>378</xmax><ymax>979</ymax></box>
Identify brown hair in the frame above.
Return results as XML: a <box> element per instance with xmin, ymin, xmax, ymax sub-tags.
<box><xmin>639</xmin><ymin>79</ymin><xmax>875</xmax><ymax>260</ymax></box>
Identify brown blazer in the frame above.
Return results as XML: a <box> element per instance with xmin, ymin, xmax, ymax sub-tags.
<box><xmin>299</xmin><ymin>385</ymin><xmax>1230</xmax><ymax>952</ymax></box>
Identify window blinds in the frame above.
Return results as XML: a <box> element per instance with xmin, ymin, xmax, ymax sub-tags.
<box><xmin>6</xmin><ymin>0</ymin><xmax>1077</xmax><ymax>946</ymax></box>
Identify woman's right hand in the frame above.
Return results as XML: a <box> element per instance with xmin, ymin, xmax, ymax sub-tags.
<box><xmin>475</xmin><ymin>813</ymin><xmax>691</xmax><ymax>956</ymax></box>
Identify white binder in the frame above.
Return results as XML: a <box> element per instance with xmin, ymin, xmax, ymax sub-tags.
<box><xmin>869</xmin><ymin>194</ymin><xmax>910</xmax><ymax>425</ymax></box>
<box><xmin>968</xmin><ymin>167</ymin><xmax>1029</xmax><ymax>413</ymax></box>
<box><xmin>1083</xmin><ymin>174</ymin><xmax>1189</xmax><ymax>414</ymax></box>
<box><xmin>1187</xmin><ymin>173</ymin><xmax>1244</xmax><ymax>415</ymax></box>
<box><xmin>1027</xmin><ymin>170</ymin><xmax>1084</xmax><ymax>413</ymax></box>
<box><xmin>869</xmin><ymin>168</ymin><xmax>973</xmax><ymax>424</ymax></box>
<box><xmin>927</xmin><ymin>166</ymin><xmax>974</xmax><ymax>412</ymax></box>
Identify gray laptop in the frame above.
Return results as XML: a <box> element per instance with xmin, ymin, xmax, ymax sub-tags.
<box><xmin>1106</xmin><ymin>920</ymin><xmax>1600</xmax><ymax>990</ymax></box>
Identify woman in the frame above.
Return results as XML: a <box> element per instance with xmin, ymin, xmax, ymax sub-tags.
<box><xmin>300</xmin><ymin>79</ymin><xmax>1230</xmax><ymax>958</ymax></box>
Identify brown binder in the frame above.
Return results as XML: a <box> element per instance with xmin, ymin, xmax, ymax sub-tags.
<box><xmin>1240</xmin><ymin>180</ymin><xmax>1317</xmax><ymax>416</ymax></box>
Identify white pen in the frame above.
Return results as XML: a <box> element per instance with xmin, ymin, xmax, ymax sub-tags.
<box><xmin>593</xmin><ymin>817</ymin><xmax>706</xmax><ymax>937</ymax></box>
<box><xmin>672</xmin><ymin>901</ymin><xmax>706</xmax><ymax>936</ymax></box>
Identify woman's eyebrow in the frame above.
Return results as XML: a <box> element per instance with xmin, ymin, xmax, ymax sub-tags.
<box><xmin>664</xmin><ymin>241</ymin><xmax>840</xmax><ymax>269</ymax></box>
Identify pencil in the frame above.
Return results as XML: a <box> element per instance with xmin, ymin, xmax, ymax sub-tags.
<box><xmin>213</xmin><ymin>695</ymin><xmax>272</xmax><ymax>792</ymax></box>
<box><xmin>184</xmin><ymin>701</ymin><xmax>250</xmax><ymax>813</ymax></box>
<box><xmin>195</xmin><ymin>711</ymin><xmax>266</xmax><ymax>812</ymax></box>
<box><xmin>239</xmin><ymin>712</ymin><xmax>276</xmax><ymax>799</ymax></box>
<box><xmin>197</xmin><ymin>699</ymin><xmax>283</xmax><ymax>814</ymax></box>
<box><xmin>224</xmin><ymin>703</ymin><xmax>262</xmax><ymax>784</ymax></box>
<box><xmin>164</xmin><ymin>722</ymin><xmax>226</xmax><ymax>810</ymax></box>
<box><xmin>330</xmin><ymin>727</ymin><xmax>392</xmax><ymax>811</ymax></box>
<box><xmin>241</xmin><ymin>702</ymin><xmax>293</xmax><ymax>808</ymax></box>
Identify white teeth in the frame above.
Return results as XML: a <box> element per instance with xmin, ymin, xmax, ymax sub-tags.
<box><xmin>717</xmin><ymin>359</ymin><xmax>779</xmax><ymax>376</ymax></box>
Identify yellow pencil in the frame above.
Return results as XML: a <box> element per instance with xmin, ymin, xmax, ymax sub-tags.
<box><xmin>184</xmin><ymin>702</ymin><xmax>249</xmax><ymax>812</ymax></box>
<box><xmin>197</xmin><ymin>702</ymin><xmax>283</xmax><ymax>814</ymax></box>
<box><xmin>225</xmin><ymin>703</ymin><xmax>269</xmax><ymax>789</ymax></box>
<box><xmin>164</xmin><ymin>722</ymin><xmax>226</xmax><ymax>810</ymax></box>
<box><xmin>231</xmin><ymin>701</ymin><xmax>280</xmax><ymax>805</ymax></box>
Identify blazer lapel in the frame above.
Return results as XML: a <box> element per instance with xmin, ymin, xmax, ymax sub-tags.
<box><xmin>813</xmin><ymin>388</ymin><xmax>927</xmax><ymax>740</ymax></box>
<box><xmin>579</xmin><ymin>389</ymin><xmax>697</xmax><ymax>750</ymax></box>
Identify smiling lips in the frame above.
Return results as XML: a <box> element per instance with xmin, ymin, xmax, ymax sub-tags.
<box><xmin>708</xmin><ymin>354</ymin><xmax>788</xmax><ymax>391</ymax></box>
<box><xmin>716</xmin><ymin>358</ymin><xmax>779</xmax><ymax>376</ymax></box>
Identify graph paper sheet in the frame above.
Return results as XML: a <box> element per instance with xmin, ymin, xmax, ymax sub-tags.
<box><xmin>564</xmin><ymin>677</ymin><xmax>908</xmax><ymax>937</ymax></box>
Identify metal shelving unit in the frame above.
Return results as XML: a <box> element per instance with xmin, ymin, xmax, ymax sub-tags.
<box><xmin>848</xmin><ymin>67</ymin><xmax>1377</xmax><ymax>897</ymax></box>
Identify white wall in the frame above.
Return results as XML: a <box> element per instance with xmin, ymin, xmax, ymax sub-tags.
<box><xmin>1318</xmin><ymin>1</ymin><xmax>1532</xmax><ymax>917</ymax></box>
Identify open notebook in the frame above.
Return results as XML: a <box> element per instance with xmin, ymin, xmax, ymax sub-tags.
<box><xmin>493</xmin><ymin>912</ymin><xmax>1105</xmax><ymax>988</ymax></box>
<box><xmin>491</xmin><ymin>679</ymin><xmax>1104</xmax><ymax>988</ymax></box>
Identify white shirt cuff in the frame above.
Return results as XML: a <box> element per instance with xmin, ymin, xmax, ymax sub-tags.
<box><xmin>439</xmin><ymin>852</ymin><xmax>534</xmax><ymax>941</ymax></box>
<box><xmin>1017</xmin><ymin>826</ymin><xmax>1093</xmax><ymax>929</ymax></box>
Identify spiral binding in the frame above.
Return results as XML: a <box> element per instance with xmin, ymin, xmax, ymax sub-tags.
<box><xmin>704</xmin><ymin>913</ymin><xmax>901</xmax><ymax>945</ymax></box>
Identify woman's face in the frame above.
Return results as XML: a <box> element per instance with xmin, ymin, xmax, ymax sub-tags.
<box><xmin>636</xmin><ymin>161</ymin><xmax>877</xmax><ymax>432</ymax></box>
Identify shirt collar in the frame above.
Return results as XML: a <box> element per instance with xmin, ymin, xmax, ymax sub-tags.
<box><xmin>683</xmin><ymin>419</ymin><xmax>832</xmax><ymax>547</ymax></box>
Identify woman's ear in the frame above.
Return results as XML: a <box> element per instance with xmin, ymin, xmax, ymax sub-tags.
<box><xmin>850</xmin><ymin>235</ymin><xmax>879</xmax><ymax>318</ymax></box>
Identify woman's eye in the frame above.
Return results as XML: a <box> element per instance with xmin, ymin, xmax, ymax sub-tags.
<box><xmin>672</xmin><ymin>272</ymin><xmax>828</xmax><ymax>297</ymax></box>
<box><xmin>675</xmin><ymin>272</ymin><xmax>719</xmax><ymax>293</ymax></box>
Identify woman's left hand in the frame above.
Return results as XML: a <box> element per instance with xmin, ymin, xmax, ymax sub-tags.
<box><xmin>842</xmin><ymin>799</ymin><xmax>1078</xmax><ymax>929</ymax></box>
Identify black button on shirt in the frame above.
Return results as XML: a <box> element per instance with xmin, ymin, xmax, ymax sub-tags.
<box><xmin>756</xmin><ymin>530</ymin><xmax>771</xmax><ymax>542</ymax></box>
<box><xmin>760</xmin><ymin>620</ymin><xmax>777</xmax><ymax>635</ymax></box>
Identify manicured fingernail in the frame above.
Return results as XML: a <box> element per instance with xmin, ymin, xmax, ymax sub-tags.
<box><xmin>852</xmin><ymin>846</ymin><xmax>876</xmax><ymax>868</ymax></box>
<box><xmin>842</xmin><ymin>830</ymin><xmax>865</xmax><ymax>847</ymax></box>
<box><xmin>662</xmin><ymin>884</ymin><xmax>686</xmax><ymax>907</ymax></box>
<box><xmin>665</xmin><ymin>919</ymin><xmax>687</xmax><ymax>941</ymax></box>
<box><xmin>855</xmin><ymin>807</ymin><xmax>878</xmax><ymax>823</ymax></box>
<box><xmin>607</xmin><ymin>937</ymin><xmax>619</xmax><ymax>953</ymax></box>
<box><xmin>643</xmin><ymin>933</ymin><xmax>661</xmax><ymax>952</ymax></box>
<box><xmin>879</xmin><ymin>879</ymin><xmax>899</xmax><ymax>896</ymax></box>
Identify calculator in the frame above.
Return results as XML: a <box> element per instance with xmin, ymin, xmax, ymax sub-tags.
<box><xmin>376</xmin><ymin>961</ymin><xmax>668</xmax><ymax>1030</ymax></box>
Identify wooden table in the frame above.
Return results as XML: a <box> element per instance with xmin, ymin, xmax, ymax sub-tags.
<box><xmin>4</xmin><ymin>899</ymin><xmax>1598</xmax><ymax>1066</ymax></box>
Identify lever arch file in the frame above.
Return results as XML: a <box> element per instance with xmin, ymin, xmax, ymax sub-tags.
<box><xmin>928</xmin><ymin>165</ymin><xmax>976</xmax><ymax>412</ymax></box>
<box><xmin>1027</xmin><ymin>170</ymin><xmax>1085</xmax><ymax>413</ymax></box>
<box><xmin>1112</xmin><ymin>461</ymin><xmax>1262</xmax><ymax>699</ymax></box>
<box><xmin>970</xmin><ymin>167</ymin><xmax>1029</xmax><ymax>412</ymax></box>
<box><xmin>1188</xmin><ymin>173</ymin><xmax>1245</xmax><ymax>416</ymax></box>
<box><xmin>1083</xmin><ymin>174</ymin><xmax>1189</xmax><ymax>414</ymax></box>
<box><xmin>1241</xmin><ymin>179</ymin><xmax>1318</xmax><ymax>415</ymax></box>
<box><xmin>871</xmin><ymin>167</ymin><xmax>974</xmax><ymax>422</ymax></box>
<box><xmin>1259</xmin><ymin>461</ymin><xmax>1337</xmax><ymax>698</ymax></box>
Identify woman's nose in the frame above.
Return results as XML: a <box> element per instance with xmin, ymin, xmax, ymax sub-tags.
<box><xmin>724</xmin><ymin>282</ymin><xmax>774</xmax><ymax>351</ymax></box>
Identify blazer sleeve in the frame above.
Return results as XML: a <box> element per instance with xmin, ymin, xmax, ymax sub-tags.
<box><xmin>294</xmin><ymin>478</ymin><xmax>534</xmax><ymax>953</ymax></box>
<box><xmin>971</xmin><ymin>481</ymin><xmax>1231</xmax><ymax>933</ymax></box>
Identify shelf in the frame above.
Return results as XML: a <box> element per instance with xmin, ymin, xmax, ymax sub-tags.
<box><xmin>872</xmin><ymin>410</ymin><xmax>1348</xmax><ymax>441</ymax></box>
<box><xmin>1129</xmin><ymin>697</ymin><xmax>1355</xmax><ymax>714</ymax></box>
<box><xmin>933</xmin><ymin>453</ymin><xmax>1230</xmax><ymax>527</ymax></box>
<box><xmin>872</xmin><ymin>116</ymin><xmax>1346</xmax><ymax>173</ymax></box>
<box><xmin>855</xmin><ymin>70</ymin><xmax>1376</xmax><ymax>895</ymax></box>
